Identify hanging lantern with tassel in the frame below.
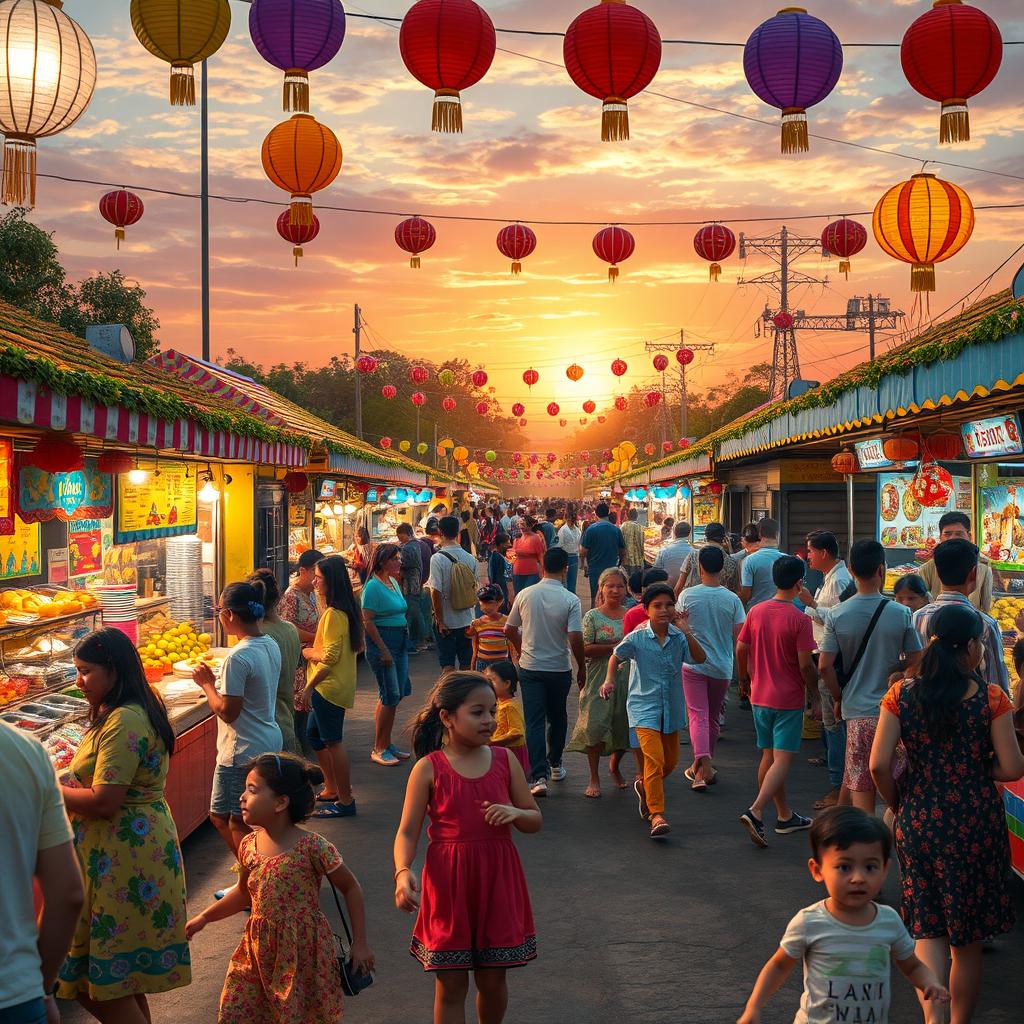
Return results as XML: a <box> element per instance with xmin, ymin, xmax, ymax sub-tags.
<box><xmin>381</xmin><ymin>385</ymin><xmax>397</xmax><ymax>399</ymax></box>
<box><xmin>522</xmin><ymin>369</ymin><xmax>539</xmax><ymax>389</ymax></box>
<box><xmin>496</xmin><ymin>223</ymin><xmax>536</xmax><ymax>276</ymax></box>
<box><xmin>566</xmin><ymin>363</ymin><xmax>584</xmax><ymax>382</ymax></box>
<box><xmin>593</xmin><ymin>226</ymin><xmax>635</xmax><ymax>282</ymax></box>
<box><xmin>262</xmin><ymin>114</ymin><xmax>342</xmax><ymax>226</ymax></box>
<box><xmin>395</xmin><ymin>216</ymin><xmax>436</xmax><ymax>268</ymax></box>
<box><xmin>511</xmin><ymin>402</ymin><xmax>525</xmax><ymax>417</ymax></box>
<box><xmin>99</xmin><ymin>190</ymin><xmax>144</xmax><ymax>249</ymax></box>
<box><xmin>693</xmin><ymin>224</ymin><xmax>736</xmax><ymax>281</ymax></box>
<box><xmin>276</xmin><ymin>209</ymin><xmax>320</xmax><ymax>266</ymax></box>
<box><xmin>283</xmin><ymin>471</ymin><xmax>309</xmax><ymax>493</ymax></box>
<box><xmin>821</xmin><ymin>218</ymin><xmax>867</xmax><ymax>278</ymax></box>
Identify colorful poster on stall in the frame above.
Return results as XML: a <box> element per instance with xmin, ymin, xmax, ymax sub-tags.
<box><xmin>0</xmin><ymin>439</ymin><xmax>13</xmax><ymax>536</ymax></box>
<box><xmin>318</xmin><ymin>479</ymin><xmax>338</xmax><ymax>501</ymax></box>
<box><xmin>961</xmin><ymin>414</ymin><xmax>1023</xmax><ymax>459</ymax></box>
<box><xmin>854</xmin><ymin>438</ymin><xmax>895</xmax><ymax>471</ymax></box>
<box><xmin>877</xmin><ymin>470</ymin><xmax>972</xmax><ymax>550</ymax></box>
<box><xmin>16</xmin><ymin>459</ymin><xmax>113</xmax><ymax>523</ymax></box>
<box><xmin>978</xmin><ymin>483</ymin><xmax>1024</xmax><ymax>568</ymax></box>
<box><xmin>0</xmin><ymin>514</ymin><xmax>40</xmax><ymax>580</ymax></box>
<box><xmin>68</xmin><ymin>519</ymin><xmax>104</xmax><ymax>577</ymax></box>
<box><xmin>116</xmin><ymin>465</ymin><xmax>197</xmax><ymax>544</ymax></box>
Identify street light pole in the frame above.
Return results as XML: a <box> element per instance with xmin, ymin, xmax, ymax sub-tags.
<box><xmin>201</xmin><ymin>59</ymin><xmax>210</xmax><ymax>362</ymax></box>
<box><xmin>353</xmin><ymin>303</ymin><xmax>363</xmax><ymax>439</ymax></box>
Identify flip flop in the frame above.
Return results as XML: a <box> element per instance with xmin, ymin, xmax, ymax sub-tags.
<box><xmin>814</xmin><ymin>792</ymin><xmax>840</xmax><ymax>810</ymax></box>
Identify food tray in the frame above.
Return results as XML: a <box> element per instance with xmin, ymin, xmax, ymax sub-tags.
<box><xmin>35</xmin><ymin>693</ymin><xmax>89</xmax><ymax>715</ymax></box>
<box><xmin>17</xmin><ymin>701</ymin><xmax>67</xmax><ymax>721</ymax></box>
<box><xmin>1</xmin><ymin>710</ymin><xmax>53</xmax><ymax>734</ymax></box>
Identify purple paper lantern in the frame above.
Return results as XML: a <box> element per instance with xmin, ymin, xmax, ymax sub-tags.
<box><xmin>249</xmin><ymin>0</ymin><xmax>347</xmax><ymax>111</ymax></box>
<box><xmin>743</xmin><ymin>7</ymin><xmax>842</xmax><ymax>153</ymax></box>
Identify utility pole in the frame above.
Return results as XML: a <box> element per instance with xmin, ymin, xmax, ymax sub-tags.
<box><xmin>770</xmin><ymin>294</ymin><xmax>904</xmax><ymax>366</ymax></box>
<box><xmin>352</xmin><ymin>304</ymin><xmax>363</xmax><ymax>439</ymax></box>
<box><xmin>645</xmin><ymin>331</ymin><xmax>714</xmax><ymax>440</ymax></box>
<box><xmin>200</xmin><ymin>59</ymin><xmax>210</xmax><ymax>362</ymax></box>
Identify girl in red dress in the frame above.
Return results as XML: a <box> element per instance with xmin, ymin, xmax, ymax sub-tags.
<box><xmin>394</xmin><ymin>672</ymin><xmax>541</xmax><ymax>1023</ymax></box>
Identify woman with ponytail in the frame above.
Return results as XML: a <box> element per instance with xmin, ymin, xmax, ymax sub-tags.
<box><xmin>187</xmin><ymin>753</ymin><xmax>374</xmax><ymax>1024</ymax></box>
<box><xmin>193</xmin><ymin>582</ymin><xmax>283</xmax><ymax>860</ymax></box>
<box><xmin>871</xmin><ymin>603</ymin><xmax>1024</xmax><ymax>1024</ymax></box>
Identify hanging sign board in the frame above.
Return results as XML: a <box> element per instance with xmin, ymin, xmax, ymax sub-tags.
<box><xmin>854</xmin><ymin>438</ymin><xmax>896</xmax><ymax>471</ymax></box>
<box><xmin>0</xmin><ymin>514</ymin><xmax>40</xmax><ymax>579</ymax></box>
<box><xmin>780</xmin><ymin>460</ymin><xmax>842</xmax><ymax>484</ymax></box>
<box><xmin>16</xmin><ymin>459</ymin><xmax>113</xmax><ymax>523</ymax></box>
<box><xmin>961</xmin><ymin>414</ymin><xmax>1024</xmax><ymax>459</ymax></box>
<box><xmin>318</xmin><ymin>479</ymin><xmax>338</xmax><ymax>501</ymax></box>
<box><xmin>116</xmin><ymin>465</ymin><xmax>197</xmax><ymax>544</ymax></box>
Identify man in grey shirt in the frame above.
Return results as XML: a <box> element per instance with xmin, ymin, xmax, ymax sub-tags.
<box><xmin>505</xmin><ymin>547</ymin><xmax>585</xmax><ymax>797</ymax></box>
<box><xmin>653</xmin><ymin>521</ymin><xmax>694</xmax><ymax>584</ymax></box>
<box><xmin>428</xmin><ymin>515</ymin><xmax>479</xmax><ymax>670</ymax></box>
<box><xmin>739</xmin><ymin>517</ymin><xmax>785</xmax><ymax>610</ymax></box>
<box><xmin>819</xmin><ymin>540</ymin><xmax>922</xmax><ymax>815</ymax></box>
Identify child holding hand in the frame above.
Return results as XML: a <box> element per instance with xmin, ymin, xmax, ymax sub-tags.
<box><xmin>484</xmin><ymin>661</ymin><xmax>530</xmax><ymax>775</ymax></box>
<box><xmin>394</xmin><ymin>672</ymin><xmax>541</xmax><ymax>1024</ymax></box>
<box><xmin>738</xmin><ymin>807</ymin><xmax>949</xmax><ymax>1024</ymax></box>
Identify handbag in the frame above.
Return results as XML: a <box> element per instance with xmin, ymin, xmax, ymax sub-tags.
<box><xmin>327</xmin><ymin>878</ymin><xmax>374</xmax><ymax>996</ymax></box>
<box><xmin>834</xmin><ymin>598</ymin><xmax>889</xmax><ymax>689</ymax></box>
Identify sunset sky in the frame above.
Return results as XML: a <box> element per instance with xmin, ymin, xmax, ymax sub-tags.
<box><xmin>28</xmin><ymin>0</ymin><xmax>1024</xmax><ymax>445</ymax></box>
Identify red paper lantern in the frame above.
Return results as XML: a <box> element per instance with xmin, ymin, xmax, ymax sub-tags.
<box><xmin>773</xmin><ymin>311</ymin><xmax>794</xmax><ymax>330</ymax></box>
<box><xmin>399</xmin><ymin>0</ymin><xmax>496</xmax><ymax>132</ymax></box>
<box><xmin>411</xmin><ymin>392</ymin><xmax>427</xmax><ymax>408</ymax></box>
<box><xmin>614</xmin><ymin>395</ymin><xmax>628</xmax><ymax>411</ymax></box>
<box><xmin>883</xmin><ymin>436</ymin><xmax>919</xmax><ymax>462</ymax></box>
<box><xmin>901</xmin><ymin>1</ymin><xmax>1003</xmax><ymax>145</ymax></box>
<box><xmin>471</xmin><ymin>369</ymin><xmax>488</xmax><ymax>388</ymax></box>
<box><xmin>380</xmin><ymin>436</ymin><xmax>393</xmax><ymax>449</ymax></box>
<box><xmin>927</xmin><ymin>431</ymin><xmax>963</xmax><ymax>461</ymax></box>
<box><xmin>611</xmin><ymin>359</ymin><xmax>628</xmax><ymax>377</ymax></box>
<box><xmin>355</xmin><ymin>354</ymin><xmax>378</xmax><ymax>374</ymax></box>
<box><xmin>496</xmin><ymin>223</ymin><xmax>537</xmax><ymax>275</ymax></box>
<box><xmin>593</xmin><ymin>226</ymin><xmax>635</xmax><ymax>282</ymax></box>
<box><xmin>662</xmin><ymin>440</ymin><xmax>673</xmax><ymax>453</ymax></box>
<box><xmin>911</xmin><ymin>463</ymin><xmax>954</xmax><ymax>507</ymax></box>
<box><xmin>821</xmin><ymin>218</ymin><xmax>868</xmax><ymax>278</ymax></box>
<box><xmin>276</xmin><ymin>209</ymin><xmax>320</xmax><ymax>266</ymax></box>
<box><xmin>99</xmin><ymin>189</ymin><xmax>144</xmax><ymax>249</ymax></box>
<box><xmin>381</xmin><ymin>384</ymin><xmax>397</xmax><ymax>399</ymax></box>
<box><xmin>395</xmin><ymin>216</ymin><xmax>436</xmax><ymax>268</ymax></box>
<box><xmin>442</xmin><ymin>396</ymin><xmax>456</xmax><ymax>412</ymax></box>
<box><xmin>678</xmin><ymin>438</ymin><xmax>690</xmax><ymax>449</ymax></box>
<box><xmin>566</xmin><ymin>363</ymin><xmax>584</xmax><ymax>382</ymax></box>
<box><xmin>559</xmin><ymin>418</ymin><xmax>567</xmax><ymax>427</ymax></box>
<box><xmin>547</xmin><ymin>402</ymin><xmax>560</xmax><ymax>417</ymax></box>
<box><xmin>644</xmin><ymin>390</ymin><xmax>662</xmax><ymax>408</ymax></box>
<box><xmin>529</xmin><ymin>453</ymin><xmax>539</xmax><ymax>465</ymax></box>
<box><xmin>598</xmin><ymin>415</ymin><xmax>606</xmax><ymax>424</ymax></box>
<box><xmin>644</xmin><ymin>443</ymin><xmax>655</xmax><ymax>456</ymax></box>
<box><xmin>563</xmin><ymin>0</ymin><xmax>661</xmax><ymax>141</ymax></box>
<box><xmin>582</xmin><ymin>400</ymin><xmax>596</xmax><ymax>414</ymax></box>
<box><xmin>708</xmin><ymin>481</ymin><xmax>724</xmax><ymax>496</ymax></box>
<box><xmin>694</xmin><ymin>224</ymin><xmax>736</xmax><ymax>281</ymax></box>
<box><xmin>547</xmin><ymin>452</ymin><xmax>557</xmax><ymax>464</ymax></box>
<box><xmin>831</xmin><ymin>451</ymin><xmax>858</xmax><ymax>475</ymax></box>
<box><xmin>512</xmin><ymin>453</ymin><xmax>522</xmax><ymax>464</ymax></box>
<box><xmin>523</xmin><ymin>368</ymin><xmax>539</xmax><ymax>388</ymax></box>
<box><xmin>283</xmin><ymin>471</ymin><xmax>309</xmax><ymax>494</ymax></box>
<box><xmin>676</xmin><ymin>347</ymin><xmax>694</xmax><ymax>366</ymax></box>
<box><xmin>652</xmin><ymin>354</ymin><xmax>669</xmax><ymax>372</ymax></box>
<box><xmin>410</xmin><ymin>365</ymin><xmax>429</xmax><ymax>385</ymax></box>
<box><xmin>511</xmin><ymin>402</ymin><xmax>525</xmax><ymax>418</ymax></box>
<box><xmin>97</xmin><ymin>451</ymin><xmax>134</xmax><ymax>475</ymax></box>
<box><xmin>475</xmin><ymin>401</ymin><xmax>489</xmax><ymax>415</ymax></box>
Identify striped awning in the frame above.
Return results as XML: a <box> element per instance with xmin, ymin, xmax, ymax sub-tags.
<box><xmin>0</xmin><ymin>375</ymin><xmax>307</xmax><ymax>466</ymax></box>
<box><xmin>328</xmin><ymin>450</ymin><xmax>428</xmax><ymax>486</ymax></box>
<box><xmin>649</xmin><ymin>453</ymin><xmax>712</xmax><ymax>482</ymax></box>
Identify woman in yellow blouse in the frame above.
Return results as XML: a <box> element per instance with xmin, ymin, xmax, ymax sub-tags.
<box><xmin>299</xmin><ymin>555</ymin><xmax>364</xmax><ymax>818</ymax></box>
<box><xmin>58</xmin><ymin>628</ymin><xmax>190</xmax><ymax>1022</ymax></box>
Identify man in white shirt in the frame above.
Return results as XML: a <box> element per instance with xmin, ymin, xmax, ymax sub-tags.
<box><xmin>505</xmin><ymin>547</ymin><xmax>586</xmax><ymax>797</ymax></box>
<box><xmin>798</xmin><ymin>532</ymin><xmax>853</xmax><ymax>809</ymax></box>
<box><xmin>653</xmin><ymin>521</ymin><xmax>695</xmax><ymax>584</ymax></box>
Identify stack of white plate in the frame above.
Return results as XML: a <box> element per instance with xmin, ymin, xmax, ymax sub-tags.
<box><xmin>166</xmin><ymin>536</ymin><xmax>204</xmax><ymax>628</ymax></box>
<box><xmin>94</xmin><ymin>584</ymin><xmax>138</xmax><ymax>644</ymax></box>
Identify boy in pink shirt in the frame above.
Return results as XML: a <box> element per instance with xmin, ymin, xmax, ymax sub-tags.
<box><xmin>736</xmin><ymin>555</ymin><xmax>819</xmax><ymax>847</ymax></box>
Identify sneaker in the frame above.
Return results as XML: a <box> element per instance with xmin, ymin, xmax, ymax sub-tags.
<box><xmin>633</xmin><ymin>778</ymin><xmax>649</xmax><ymax>820</ymax></box>
<box><xmin>371</xmin><ymin>748</ymin><xmax>400</xmax><ymax>766</ymax></box>
<box><xmin>550</xmin><ymin>765</ymin><xmax>566</xmax><ymax>782</ymax></box>
<box><xmin>740</xmin><ymin>809</ymin><xmax>768</xmax><ymax>848</ymax></box>
<box><xmin>387</xmin><ymin>744</ymin><xmax>412</xmax><ymax>761</ymax></box>
<box><xmin>775</xmin><ymin>812</ymin><xmax>813</xmax><ymax>834</ymax></box>
<box><xmin>530</xmin><ymin>778</ymin><xmax>548</xmax><ymax>798</ymax></box>
<box><xmin>649</xmin><ymin>815</ymin><xmax>671</xmax><ymax>838</ymax></box>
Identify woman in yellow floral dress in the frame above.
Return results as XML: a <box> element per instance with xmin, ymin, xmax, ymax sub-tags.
<box><xmin>59</xmin><ymin>629</ymin><xmax>190</xmax><ymax>1023</ymax></box>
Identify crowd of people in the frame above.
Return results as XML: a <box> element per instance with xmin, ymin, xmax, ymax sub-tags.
<box><xmin>6</xmin><ymin>496</ymin><xmax>1024</xmax><ymax>1024</ymax></box>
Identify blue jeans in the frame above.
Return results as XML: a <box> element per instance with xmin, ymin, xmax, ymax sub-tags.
<box><xmin>0</xmin><ymin>999</ymin><xmax>46</xmax><ymax>1024</ymax></box>
<box><xmin>405</xmin><ymin>589</ymin><xmax>425</xmax><ymax>647</ymax></box>
<box><xmin>419</xmin><ymin>590</ymin><xmax>433</xmax><ymax>639</ymax></box>
<box><xmin>435</xmin><ymin>624</ymin><xmax>473</xmax><ymax>670</ymax></box>
<box><xmin>823</xmin><ymin>718</ymin><xmax>847</xmax><ymax>789</ymax></box>
<box><xmin>366</xmin><ymin>625</ymin><xmax>411</xmax><ymax>707</ymax></box>
<box><xmin>513</xmin><ymin>573</ymin><xmax>540</xmax><ymax>594</ymax></box>
<box><xmin>565</xmin><ymin>554</ymin><xmax>579</xmax><ymax>596</ymax></box>
<box><xmin>519</xmin><ymin>668</ymin><xmax>573</xmax><ymax>782</ymax></box>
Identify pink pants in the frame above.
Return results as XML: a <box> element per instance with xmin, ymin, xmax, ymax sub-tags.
<box><xmin>682</xmin><ymin>668</ymin><xmax>730</xmax><ymax>759</ymax></box>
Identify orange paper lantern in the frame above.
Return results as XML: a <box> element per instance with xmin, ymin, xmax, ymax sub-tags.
<box><xmin>262</xmin><ymin>113</ymin><xmax>342</xmax><ymax>226</ymax></box>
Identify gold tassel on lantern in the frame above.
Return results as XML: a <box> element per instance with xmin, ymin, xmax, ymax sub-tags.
<box><xmin>511</xmin><ymin>261</ymin><xmax>522</xmax><ymax>276</ymax></box>
<box><xmin>709</xmin><ymin>263</ymin><xmax>721</xmax><ymax>281</ymax></box>
<box><xmin>608</xmin><ymin>265</ymin><xmax>619</xmax><ymax>283</ymax></box>
<box><xmin>293</xmin><ymin>245</ymin><xmax>303</xmax><ymax>267</ymax></box>
<box><xmin>601</xmin><ymin>96</ymin><xmax>629</xmax><ymax>142</ymax></box>
<box><xmin>432</xmin><ymin>89</ymin><xmax>463</xmax><ymax>133</ymax></box>
<box><xmin>781</xmin><ymin>107</ymin><xmax>809</xmax><ymax>153</ymax></box>
<box><xmin>115</xmin><ymin>227</ymin><xmax>125</xmax><ymax>249</ymax></box>
<box><xmin>2</xmin><ymin>136</ymin><xmax>36</xmax><ymax>207</ymax></box>
<box><xmin>410</xmin><ymin>255</ymin><xmax>421</xmax><ymax>269</ymax></box>
<box><xmin>170</xmin><ymin>63</ymin><xmax>196</xmax><ymax>106</ymax></box>
<box><xmin>839</xmin><ymin>259</ymin><xmax>851</xmax><ymax>278</ymax></box>
<box><xmin>940</xmin><ymin>99</ymin><xmax>969</xmax><ymax>144</ymax></box>
<box><xmin>289</xmin><ymin>193</ymin><xmax>313</xmax><ymax>227</ymax></box>
<box><xmin>911</xmin><ymin>262</ymin><xmax>936</xmax><ymax>292</ymax></box>
<box><xmin>284</xmin><ymin>70</ymin><xmax>310</xmax><ymax>112</ymax></box>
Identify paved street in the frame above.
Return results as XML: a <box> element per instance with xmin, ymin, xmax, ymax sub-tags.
<box><xmin>63</xmin><ymin>582</ymin><xmax>1024</xmax><ymax>1024</ymax></box>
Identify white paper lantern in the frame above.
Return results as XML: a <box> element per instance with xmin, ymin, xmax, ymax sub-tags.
<box><xmin>0</xmin><ymin>0</ymin><xmax>96</xmax><ymax>206</ymax></box>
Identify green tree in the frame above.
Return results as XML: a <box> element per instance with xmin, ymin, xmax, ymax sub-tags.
<box><xmin>59</xmin><ymin>271</ymin><xmax>161</xmax><ymax>361</ymax></box>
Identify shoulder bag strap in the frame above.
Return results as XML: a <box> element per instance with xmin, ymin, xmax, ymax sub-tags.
<box><xmin>845</xmin><ymin>599</ymin><xmax>889</xmax><ymax>683</ymax></box>
<box><xmin>327</xmin><ymin>877</ymin><xmax>354</xmax><ymax>945</ymax></box>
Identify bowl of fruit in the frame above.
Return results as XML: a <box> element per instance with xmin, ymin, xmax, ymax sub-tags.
<box><xmin>137</xmin><ymin>622</ymin><xmax>213</xmax><ymax>678</ymax></box>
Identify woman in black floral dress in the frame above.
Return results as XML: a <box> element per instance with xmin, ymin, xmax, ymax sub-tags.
<box><xmin>871</xmin><ymin>604</ymin><xmax>1024</xmax><ymax>1024</ymax></box>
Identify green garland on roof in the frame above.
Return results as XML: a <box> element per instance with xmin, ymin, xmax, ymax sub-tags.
<box><xmin>0</xmin><ymin>343</ymin><xmax>314</xmax><ymax>451</ymax></box>
<box><xmin>323</xmin><ymin>437</ymin><xmax>427</xmax><ymax>472</ymax></box>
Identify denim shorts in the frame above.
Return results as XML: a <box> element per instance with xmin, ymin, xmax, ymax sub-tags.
<box><xmin>210</xmin><ymin>763</ymin><xmax>249</xmax><ymax>818</ymax></box>
<box><xmin>308</xmin><ymin>688</ymin><xmax>347</xmax><ymax>751</ymax></box>
<box><xmin>752</xmin><ymin>706</ymin><xmax>805</xmax><ymax>753</ymax></box>
<box><xmin>366</xmin><ymin>625</ymin><xmax>412</xmax><ymax>707</ymax></box>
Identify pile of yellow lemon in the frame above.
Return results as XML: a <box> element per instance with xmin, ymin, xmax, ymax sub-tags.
<box><xmin>138</xmin><ymin>622</ymin><xmax>213</xmax><ymax>676</ymax></box>
<box><xmin>991</xmin><ymin>596</ymin><xmax>1024</xmax><ymax>632</ymax></box>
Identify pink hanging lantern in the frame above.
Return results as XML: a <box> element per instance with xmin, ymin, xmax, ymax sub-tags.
<box><xmin>773</xmin><ymin>311</ymin><xmax>794</xmax><ymax>330</ymax></box>
<box><xmin>410</xmin><ymin>365</ymin><xmax>429</xmax><ymax>384</ymax></box>
<box><xmin>653</xmin><ymin>354</ymin><xmax>669</xmax><ymax>372</ymax></box>
<box><xmin>511</xmin><ymin>402</ymin><xmax>525</xmax><ymax>417</ymax></box>
<box><xmin>547</xmin><ymin>402</ymin><xmax>560</xmax><ymax>417</ymax></box>
<box><xmin>471</xmin><ymin>369</ymin><xmax>488</xmax><ymax>388</ymax></box>
<box><xmin>475</xmin><ymin>400</ymin><xmax>489</xmax><ymax>415</ymax></box>
<box><xmin>614</xmin><ymin>395</ymin><xmax>628</xmax><ymax>412</ymax></box>
<box><xmin>355</xmin><ymin>354</ymin><xmax>378</xmax><ymax>373</ymax></box>
<box><xmin>644</xmin><ymin>390</ymin><xmax>662</xmax><ymax>408</ymax></box>
<box><xmin>611</xmin><ymin>358</ymin><xmax>628</xmax><ymax>377</ymax></box>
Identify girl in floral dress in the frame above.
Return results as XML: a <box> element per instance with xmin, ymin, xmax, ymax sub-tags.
<box><xmin>187</xmin><ymin>753</ymin><xmax>374</xmax><ymax>1024</ymax></box>
<box><xmin>394</xmin><ymin>672</ymin><xmax>541</xmax><ymax>1024</ymax></box>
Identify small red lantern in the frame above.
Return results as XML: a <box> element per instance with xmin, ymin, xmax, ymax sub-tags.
<box><xmin>411</xmin><ymin>391</ymin><xmax>426</xmax><ymax>407</ymax></box>
<box><xmin>395</xmin><ymin>216</ymin><xmax>436</xmax><ymax>268</ymax></box>
<box><xmin>773</xmin><ymin>311</ymin><xmax>794</xmax><ymax>330</ymax></box>
<box><xmin>644</xmin><ymin>443</ymin><xmax>655</xmax><ymax>456</ymax></box>
<box><xmin>644</xmin><ymin>390</ymin><xmax>662</xmax><ymax>408</ymax></box>
<box><xmin>927</xmin><ymin>432</ymin><xmax>963</xmax><ymax>461</ymax></box>
<box><xmin>276</xmin><ymin>209</ymin><xmax>319</xmax><ymax>266</ymax></box>
<box><xmin>99</xmin><ymin>189</ymin><xmax>144</xmax><ymax>249</ymax></box>
<box><xmin>676</xmin><ymin>347</ymin><xmax>694</xmax><ymax>366</ymax></box>
<box><xmin>821</xmin><ymin>218</ymin><xmax>868</xmax><ymax>278</ymax></box>
<box><xmin>547</xmin><ymin>402</ymin><xmax>560</xmax><ymax>417</ymax></box>
<box><xmin>559</xmin><ymin>418</ymin><xmax>567</xmax><ymax>427</ymax></box>
<box><xmin>678</xmin><ymin>438</ymin><xmax>690</xmax><ymax>449</ymax></box>
<box><xmin>523</xmin><ymin>368</ymin><xmax>539</xmax><ymax>388</ymax></box>
<box><xmin>652</xmin><ymin>354</ymin><xmax>669</xmax><ymax>372</ymax></box>
<box><xmin>496</xmin><ymin>223</ymin><xmax>537</xmax><ymax>275</ymax></box>
<box><xmin>519</xmin><ymin>418</ymin><xmax>528</xmax><ymax>427</ymax></box>
<box><xmin>911</xmin><ymin>463</ymin><xmax>954</xmax><ymax>507</ymax></box>
<box><xmin>381</xmin><ymin>384</ymin><xmax>397</xmax><ymax>399</ymax></box>
<box><xmin>442</xmin><ymin>396</ymin><xmax>456</xmax><ymax>413</ymax></box>
<box><xmin>547</xmin><ymin>452</ymin><xmax>557</xmax><ymax>464</ymax></box>
<box><xmin>513</xmin><ymin>452</ymin><xmax>522</xmax><ymax>464</ymax></box>
<box><xmin>694</xmin><ymin>224</ymin><xmax>736</xmax><ymax>280</ymax></box>
<box><xmin>511</xmin><ymin>402</ymin><xmax>525</xmax><ymax>418</ymax></box>
<box><xmin>614</xmin><ymin>395</ymin><xmax>628</xmax><ymax>411</ymax></box>
<box><xmin>708</xmin><ymin>481</ymin><xmax>724</xmax><ymax>496</ymax></box>
<box><xmin>471</xmin><ymin>369</ymin><xmax>488</xmax><ymax>388</ymax></box>
<box><xmin>380</xmin><ymin>437</ymin><xmax>393</xmax><ymax>449</ymax></box>
<box><xmin>355</xmin><ymin>355</ymin><xmax>378</xmax><ymax>374</ymax></box>
<box><xmin>97</xmin><ymin>451</ymin><xmax>134</xmax><ymax>475</ymax></box>
<box><xmin>598</xmin><ymin>415</ymin><xmax>606</xmax><ymax>423</ymax></box>
<box><xmin>883</xmin><ymin>436</ymin><xmax>919</xmax><ymax>462</ymax></box>
<box><xmin>661</xmin><ymin>440</ymin><xmax>673</xmax><ymax>453</ymax></box>
<box><xmin>410</xmin><ymin>365</ymin><xmax>429</xmax><ymax>384</ymax></box>
<box><xmin>831</xmin><ymin>451</ymin><xmax>858</xmax><ymax>475</ymax></box>
<box><xmin>611</xmin><ymin>359</ymin><xmax>628</xmax><ymax>377</ymax></box>
<box><xmin>566</xmin><ymin>363</ymin><xmax>584</xmax><ymax>382</ymax></box>
<box><xmin>529</xmin><ymin>453</ymin><xmax>539</xmax><ymax>465</ymax></box>
<box><xmin>283</xmin><ymin>471</ymin><xmax>309</xmax><ymax>494</ymax></box>
<box><xmin>475</xmin><ymin>401</ymin><xmax>489</xmax><ymax>415</ymax></box>
<box><xmin>582</xmin><ymin>400</ymin><xmax>596</xmax><ymax>414</ymax></box>
<box><xmin>593</xmin><ymin>226</ymin><xmax>635</xmax><ymax>282</ymax></box>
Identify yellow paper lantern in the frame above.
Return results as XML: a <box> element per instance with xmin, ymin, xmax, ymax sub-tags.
<box><xmin>453</xmin><ymin>446</ymin><xmax>469</xmax><ymax>463</ymax></box>
<box><xmin>0</xmin><ymin>0</ymin><xmax>97</xmax><ymax>207</ymax></box>
<box><xmin>439</xmin><ymin>437</ymin><xmax>454</xmax><ymax>449</ymax></box>
<box><xmin>130</xmin><ymin>0</ymin><xmax>231</xmax><ymax>106</ymax></box>
<box><xmin>872</xmin><ymin>172</ymin><xmax>974</xmax><ymax>293</ymax></box>
<box><xmin>467</xmin><ymin>461</ymin><xmax>479</xmax><ymax>477</ymax></box>
<box><xmin>398</xmin><ymin>439</ymin><xmax>411</xmax><ymax>452</ymax></box>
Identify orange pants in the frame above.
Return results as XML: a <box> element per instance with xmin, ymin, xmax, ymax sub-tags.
<box><xmin>635</xmin><ymin>729</ymin><xmax>680</xmax><ymax>815</ymax></box>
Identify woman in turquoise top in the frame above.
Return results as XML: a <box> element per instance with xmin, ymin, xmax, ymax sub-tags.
<box><xmin>361</xmin><ymin>543</ymin><xmax>412</xmax><ymax>766</ymax></box>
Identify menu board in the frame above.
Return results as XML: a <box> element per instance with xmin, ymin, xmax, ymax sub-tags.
<box><xmin>16</xmin><ymin>461</ymin><xmax>113</xmax><ymax>523</ymax></box>
<box><xmin>961</xmin><ymin>414</ymin><xmax>1024</xmax><ymax>459</ymax></box>
<box><xmin>979</xmin><ymin>482</ymin><xmax>1024</xmax><ymax>568</ymax></box>
<box><xmin>877</xmin><ymin>469</ymin><xmax>972</xmax><ymax>550</ymax></box>
<box><xmin>116</xmin><ymin>465</ymin><xmax>197</xmax><ymax>544</ymax></box>
<box><xmin>0</xmin><ymin>514</ymin><xmax>40</xmax><ymax>579</ymax></box>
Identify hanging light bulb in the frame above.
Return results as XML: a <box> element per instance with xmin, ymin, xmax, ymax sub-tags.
<box><xmin>198</xmin><ymin>467</ymin><xmax>219</xmax><ymax>502</ymax></box>
<box><xmin>128</xmin><ymin>457</ymin><xmax>148</xmax><ymax>485</ymax></box>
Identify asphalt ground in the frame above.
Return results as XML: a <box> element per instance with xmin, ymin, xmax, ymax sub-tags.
<box><xmin>61</xmin><ymin>581</ymin><xmax>1024</xmax><ymax>1023</ymax></box>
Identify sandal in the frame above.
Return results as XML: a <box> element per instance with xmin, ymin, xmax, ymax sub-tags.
<box><xmin>807</xmin><ymin>756</ymin><xmax>827</xmax><ymax>767</ymax></box>
<box><xmin>813</xmin><ymin>789</ymin><xmax>840</xmax><ymax>810</ymax></box>
<box><xmin>316</xmin><ymin>793</ymin><xmax>340</xmax><ymax>803</ymax></box>
<box><xmin>312</xmin><ymin>801</ymin><xmax>357</xmax><ymax>819</ymax></box>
